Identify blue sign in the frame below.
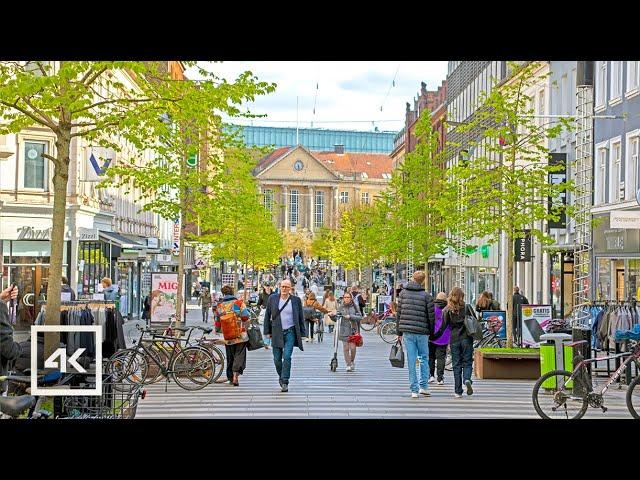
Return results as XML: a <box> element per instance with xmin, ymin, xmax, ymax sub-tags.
<box><xmin>89</xmin><ymin>152</ymin><xmax>111</xmax><ymax>176</ymax></box>
<box><xmin>482</xmin><ymin>310</ymin><xmax>507</xmax><ymax>339</ymax></box>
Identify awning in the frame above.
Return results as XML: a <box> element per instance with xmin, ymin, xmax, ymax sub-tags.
<box><xmin>99</xmin><ymin>230</ymin><xmax>145</xmax><ymax>249</ymax></box>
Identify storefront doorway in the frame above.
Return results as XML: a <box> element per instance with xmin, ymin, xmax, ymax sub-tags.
<box><xmin>4</xmin><ymin>265</ymin><xmax>49</xmax><ymax>330</ymax></box>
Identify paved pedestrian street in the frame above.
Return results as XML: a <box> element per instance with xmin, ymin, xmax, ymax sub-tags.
<box><xmin>136</xmin><ymin>306</ymin><xmax>632</xmax><ymax>419</ymax></box>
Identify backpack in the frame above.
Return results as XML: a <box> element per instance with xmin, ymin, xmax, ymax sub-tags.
<box><xmin>217</xmin><ymin>299</ymin><xmax>245</xmax><ymax>340</ymax></box>
<box><xmin>303</xmin><ymin>304</ymin><xmax>316</xmax><ymax>321</ymax></box>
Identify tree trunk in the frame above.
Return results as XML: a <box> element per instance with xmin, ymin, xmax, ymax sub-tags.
<box><xmin>176</xmin><ymin>155</ymin><xmax>187</xmax><ymax>328</ymax></box>
<box><xmin>43</xmin><ymin>136</ymin><xmax>70</xmax><ymax>361</ymax></box>
<box><xmin>506</xmin><ymin>238</ymin><xmax>514</xmax><ymax>349</ymax></box>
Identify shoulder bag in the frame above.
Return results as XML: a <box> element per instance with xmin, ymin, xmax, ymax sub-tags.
<box><xmin>463</xmin><ymin>304</ymin><xmax>484</xmax><ymax>341</ymax></box>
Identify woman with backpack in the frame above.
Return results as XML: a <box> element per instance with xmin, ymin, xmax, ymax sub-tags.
<box><xmin>338</xmin><ymin>292</ymin><xmax>363</xmax><ymax>372</ymax></box>
<box><xmin>303</xmin><ymin>291</ymin><xmax>328</xmax><ymax>342</ymax></box>
<box><xmin>442</xmin><ymin>286</ymin><xmax>475</xmax><ymax>398</ymax></box>
<box><xmin>215</xmin><ymin>285</ymin><xmax>250</xmax><ymax>386</ymax></box>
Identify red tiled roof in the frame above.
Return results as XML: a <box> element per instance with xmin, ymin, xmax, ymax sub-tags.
<box><xmin>313</xmin><ymin>151</ymin><xmax>393</xmax><ymax>179</ymax></box>
<box><xmin>255</xmin><ymin>146</ymin><xmax>393</xmax><ymax>180</ymax></box>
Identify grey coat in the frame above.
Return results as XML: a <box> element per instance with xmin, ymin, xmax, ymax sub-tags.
<box><xmin>263</xmin><ymin>293</ymin><xmax>306</xmax><ymax>350</ymax></box>
<box><xmin>396</xmin><ymin>281</ymin><xmax>435</xmax><ymax>336</ymax></box>
<box><xmin>338</xmin><ymin>302</ymin><xmax>362</xmax><ymax>341</ymax></box>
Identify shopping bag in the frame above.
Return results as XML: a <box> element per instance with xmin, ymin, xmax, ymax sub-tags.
<box><xmin>247</xmin><ymin>323</ymin><xmax>265</xmax><ymax>351</ymax></box>
<box><xmin>389</xmin><ymin>341</ymin><xmax>404</xmax><ymax>368</ymax></box>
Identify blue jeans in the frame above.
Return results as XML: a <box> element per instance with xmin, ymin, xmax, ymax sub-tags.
<box><xmin>451</xmin><ymin>336</ymin><xmax>474</xmax><ymax>395</ymax></box>
<box><xmin>403</xmin><ymin>333</ymin><xmax>430</xmax><ymax>393</ymax></box>
<box><xmin>272</xmin><ymin>327</ymin><xmax>296</xmax><ymax>384</ymax></box>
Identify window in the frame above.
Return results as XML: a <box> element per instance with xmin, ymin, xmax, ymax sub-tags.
<box><xmin>361</xmin><ymin>192</ymin><xmax>370</xmax><ymax>204</ymax></box>
<box><xmin>596</xmin><ymin>61</ymin><xmax>607</xmax><ymax>108</ymax></box>
<box><xmin>627</xmin><ymin>61</ymin><xmax>640</xmax><ymax>94</ymax></box>
<box><xmin>23</xmin><ymin>141</ymin><xmax>47</xmax><ymax>189</ymax></box>
<box><xmin>626</xmin><ymin>133</ymin><xmax>640</xmax><ymax>201</ymax></box>
<box><xmin>263</xmin><ymin>189</ymin><xmax>273</xmax><ymax>213</ymax></box>
<box><xmin>538</xmin><ymin>89</ymin><xmax>545</xmax><ymax>126</ymax></box>
<box><xmin>340</xmin><ymin>191</ymin><xmax>349</xmax><ymax>204</ymax></box>
<box><xmin>611</xmin><ymin>61</ymin><xmax>623</xmax><ymax>101</ymax></box>
<box><xmin>289</xmin><ymin>189</ymin><xmax>299</xmax><ymax>227</ymax></box>
<box><xmin>596</xmin><ymin>145</ymin><xmax>608</xmax><ymax>205</ymax></box>
<box><xmin>314</xmin><ymin>191</ymin><xmax>324</xmax><ymax>228</ymax></box>
<box><xmin>611</xmin><ymin>140</ymin><xmax>621</xmax><ymax>202</ymax></box>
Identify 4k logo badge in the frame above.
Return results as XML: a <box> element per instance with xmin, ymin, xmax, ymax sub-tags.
<box><xmin>31</xmin><ymin>325</ymin><xmax>102</xmax><ymax>396</ymax></box>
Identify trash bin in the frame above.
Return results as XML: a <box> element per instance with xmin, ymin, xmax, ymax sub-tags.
<box><xmin>540</xmin><ymin>333</ymin><xmax>573</xmax><ymax>389</ymax></box>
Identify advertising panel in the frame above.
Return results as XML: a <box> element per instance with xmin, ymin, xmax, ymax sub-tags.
<box><xmin>150</xmin><ymin>272</ymin><xmax>178</xmax><ymax>323</ymax></box>
<box><xmin>521</xmin><ymin>304</ymin><xmax>552</xmax><ymax>346</ymax></box>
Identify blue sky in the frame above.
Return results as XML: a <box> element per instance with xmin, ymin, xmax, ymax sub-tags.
<box><xmin>190</xmin><ymin>62</ymin><xmax>448</xmax><ymax>133</ymax></box>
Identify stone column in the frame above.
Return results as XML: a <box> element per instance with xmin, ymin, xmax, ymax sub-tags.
<box><xmin>283</xmin><ymin>185</ymin><xmax>289</xmax><ymax>231</ymax></box>
<box><xmin>309</xmin><ymin>185</ymin><xmax>315</xmax><ymax>232</ymax></box>
<box><xmin>332</xmin><ymin>186</ymin><xmax>338</xmax><ymax>228</ymax></box>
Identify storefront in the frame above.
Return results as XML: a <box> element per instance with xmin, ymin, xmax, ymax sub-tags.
<box><xmin>1</xmin><ymin>239</ymin><xmax>71</xmax><ymax>331</ymax></box>
<box><xmin>549</xmin><ymin>250</ymin><xmax>574</xmax><ymax>319</ymax></box>
<box><xmin>592</xmin><ymin>212</ymin><xmax>640</xmax><ymax>302</ymax></box>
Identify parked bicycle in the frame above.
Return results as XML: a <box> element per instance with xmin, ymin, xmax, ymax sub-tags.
<box><xmin>0</xmin><ymin>371</ymin><xmax>57</xmax><ymax>419</ymax></box>
<box><xmin>107</xmin><ymin>324</ymin><xmax>216</xmax><ymax>391</ymax></box>
<box><xmin>361</xmin><ymin>308</ymin><xmax>393</xmax><ymax>332</ymax></box>
<box><xmin>532</xmin><ymin>337</ymin><xmax>640</xmax><ymax>419</ymax></box>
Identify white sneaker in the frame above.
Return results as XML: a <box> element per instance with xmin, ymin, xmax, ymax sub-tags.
<box><xmin>428</xmin><ymin>376</ymin><xmax>436</xmax><ymax>384</ymax></box>
<box><xmin>345</xmin><ymin>365</ymin><xmax>351</xmax><ymax>372</ymax></box>
<box><xmin>418</xmin><ymin>388</ymin><xmax>431</xmax><ymax>396</ymax></box>
<box><xmin>454</xmin><ymin>393</ymin><xmax>463</xmax><ymax>398</ymax></box>
<box><xmin>411</xmin><ymin>392</ymin><xmax>419</xmax><ymax>398</ymax></box>
<box><xmin>437</xmin><ymin>380</ymin><xmax>444</xmax><ymax>386</ymax></box>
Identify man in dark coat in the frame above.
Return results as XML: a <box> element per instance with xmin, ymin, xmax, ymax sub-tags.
<box><xmin>1</xmin><ymin>286</ymin><xmax>22</xmax><ymax>392</ymax></box>
<box><xmin>511</xmin><ymin>286</ymin><xmax>530</xmax><ymax>341</ymax></box>
<box><xmin>263</xmin><ymin>278</ymin><xmax>306</xmax><ymax>392</ymax></box>
<box><xmin>396</xmin><ymin>270</ymin><xmax>436</xmax><ymax>398</ymax></box>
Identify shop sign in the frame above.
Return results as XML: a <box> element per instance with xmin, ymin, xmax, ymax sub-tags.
<box><xmin>221</xmin><ymin>273</ymin><xmax>235</xmax><ymax>287</ymax></box>
<box><xmin>17</xmin><ymin>226</ymin><xmax>52</xmax><ymax>240</ymax></box>
<box><xmin>520</xmin><ymin>304</ymin><xmax>551</xmax><ymax>346</ymax></box>
<box><xmin>514</xmin><ymin>230</ymin><xmax>531</xmax><ymax>262</ymax></box>
<box><xmin>147</xmin><ymin>237</ymin><xmax>159</xmax><ymax>248</ymax></box>
<box><xmin>150</xmin><ymin>272</ymin><xmax>178</xmax><ymax>323</ymax></box>
<box><xmin>78</xmin><ymin>228</ymin><xmax>98</xmax><ymax>241</ymax></box>
<box><xmin>548</xmin><ymin>153</ymin><xmax>567</xmax><ymax>229</ymax></box>
<box><xmin>610</xmin><ymin>210</ymin><xmax>640</xmax><ymax>229</ymax></box>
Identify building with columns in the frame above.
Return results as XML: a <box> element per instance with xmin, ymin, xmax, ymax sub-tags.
<box><xmin>254</xmin><ymin>144</ymin><xmax>393</xmax><ymax>233</ymax></box>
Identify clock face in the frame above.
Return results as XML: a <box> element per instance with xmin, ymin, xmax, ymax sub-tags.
<box><xmin>294</xmin><ymin>160</ymin><xmax>304</xmax><ymax>171</ymax></box>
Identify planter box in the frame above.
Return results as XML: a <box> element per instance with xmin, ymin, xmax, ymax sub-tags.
<box><xmin>474</xmin><ymin>350</ymin><xmax>540</xmax><ymax>380</ymax></box>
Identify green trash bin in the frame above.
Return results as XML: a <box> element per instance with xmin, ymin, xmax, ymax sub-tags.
<box><xmin>540</xmin><ymin>333</ymin><xmax>572</xmax><ymax>389</ymax></box>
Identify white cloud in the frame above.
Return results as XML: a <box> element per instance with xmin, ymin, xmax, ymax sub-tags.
<box><xmin>188</xmin><ymin>61</ymin><xmax>448</xmax><ymax>132</ymax></box>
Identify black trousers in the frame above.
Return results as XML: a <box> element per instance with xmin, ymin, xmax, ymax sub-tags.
<box><xmin>428</xmin><ymin>343</ymin><xmax>447</xmax><ymax>382</ymax></box>
<box><xmin>306</xmin><ymin>319</ymin><xmax>316</xmax><ymax>339</ymax></box>
<box><xmin>225</xmin><ymin>342</ymin><xmax>247</xmax><ymax>380</ymax></box>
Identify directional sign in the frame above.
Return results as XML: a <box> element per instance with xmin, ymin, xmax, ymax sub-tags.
<box><xmin>194</xmin><ymin>258</ymin><xmax>207</xmax><ymax>269</ymax></box>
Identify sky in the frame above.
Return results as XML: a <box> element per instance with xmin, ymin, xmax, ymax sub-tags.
<box><xmin>187</xmin><ymin>62</ymin><xmax>448</xmax><ymax>133</ymax></box>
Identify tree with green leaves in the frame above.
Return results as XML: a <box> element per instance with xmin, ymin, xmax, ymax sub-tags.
<box><xmin>449</xmin><ymin>61</ymin><xmax>573</xmax><ymax>348</ymax></box>
<box><xmin>0</xmin><ymin>61</ymin><xmax>274</xmax><ymax>355</ymax></box>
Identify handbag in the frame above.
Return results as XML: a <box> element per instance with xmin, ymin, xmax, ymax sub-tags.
<box><xmin>348</xmin><ymin>333</ymin><xmax>363</xmax><ymax>347</ymax></box>
<box><xmin>463</xmin><ymin>305</ymin><xmax>484</xmax><ymax>341</ymax></box>
<box><xmin>247</xmin><ymin>322</ymin><xmax>265</xmax><ymax>350</ymax></box>
<box><xmin>303</xmin><ymin>305</ymin><xmax>317</xmax><ymax>321</ymax></box>
<box><xmin>389</xmin><ymin>340</ymin><xmax>404</xmax><ymax>368</ymax></box>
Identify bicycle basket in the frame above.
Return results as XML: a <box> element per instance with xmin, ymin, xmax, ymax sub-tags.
<box><xmin>58</xmin><ymin>373</ymin><xmax>144</xmax><ymax>419</ymax></box>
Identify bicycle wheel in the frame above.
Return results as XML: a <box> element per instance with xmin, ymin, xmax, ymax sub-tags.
<box><xmin>142</xmin><ymin>342</ymin><xmax>171</xmax><ymax>385</ymax></box>
<box><xmin>107</xmin><ymin>349</ymin><xmax>149</xmax><ymax>386</ymax></box>
<box><xmin>379</xmin><ymin>321</ymin><xmax>398</xmax><ymax>344</ymax></box>
<box><xmin>532</xmin><ymin>369</ymin><xmax>588</xmax><ymax>420</ymax></box>
<box><xmin>204</xmin><ymin>344</ymin><xmax>226</xmax><ymax>382</ymax></box>
<box><xmin>626</xmin><ymin>373</ymin><xmax>640</xmax><ymax>419</ymax></box>
<box><xmin>360</xmin><ymin>314</ymin><xmax>377</xmax><ymax>331</ymax></box>
<box><xmin>171</xmin><ymin>346</ymin><xmax>215</xmax><ymax>390</ymax></box>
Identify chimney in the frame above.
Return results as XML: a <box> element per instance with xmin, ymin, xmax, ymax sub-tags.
<box><xmin>334</xmin><ymin>144</ymin><xmax>345</xmax><ymax>154</ymax></box>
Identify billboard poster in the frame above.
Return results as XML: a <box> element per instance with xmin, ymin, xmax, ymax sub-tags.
<box><xmin>520</xmin><ymin>304</ymin><xmax>552</xmax><ymax>346</ymax></box>
<box><xmin>377</xmin><ymin>295</ymin><xmax>392</xmax><ymax>314</ymax></box>
<box><xmin>150</xmin><ymin>272</ymin><xmax>178</xmax><ymax>323</ymax></box>
<box><xmin>482</xmin><ymin>310</ymin><xmax>507</xmax><ymax>339</ymax></box>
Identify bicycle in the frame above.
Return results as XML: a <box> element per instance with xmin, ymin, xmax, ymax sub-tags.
<box><xmin>107</xmin><ymin>325</ymin><xmax>216</xmax><ymax>391</ymax></box>
<box><xmin>532</xmin><ymin>337</ymin><xmax>640</xmax><ymax>419</ymax></box>
<box><xmin>378</xmin><ymin>317</ymin><xmax>398</xmax><ymax>344</ymax></box>
<box><xmin>361</xmin><ymin>308</ymin><xmax>393</xmax><ymax>332</ymax></box>
<box><xmin>0</xmin><ymin>370</ymin><xmax>61</xmax><ymax>419</ymax></box>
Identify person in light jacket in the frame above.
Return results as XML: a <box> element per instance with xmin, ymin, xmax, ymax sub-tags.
<box><xmin>338</xmin><ymin>292</ymin><xmax>363</xmax><ymax>372</ymax></box>
<box><xmin>322</xmin><ymin>291</ymin><xmax>338</xmax><ymax>333</ymax></box>
<box><xmin>198</xmin><ymin>288</ymin><xmax>213</xmax><ymax>323</ymax></box>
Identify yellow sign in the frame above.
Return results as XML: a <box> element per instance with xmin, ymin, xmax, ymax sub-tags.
<box><xmin>522</xmin><ymin>307</ymin><xmax>534</xmax><ymax>317</ymax></box>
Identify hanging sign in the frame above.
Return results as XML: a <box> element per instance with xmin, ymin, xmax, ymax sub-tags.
<box><xmin>514</xmin><ymin>230</ymin><xmax>532</xmax><ymax>262</ymax></box>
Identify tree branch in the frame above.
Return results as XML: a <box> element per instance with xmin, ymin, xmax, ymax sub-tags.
<box><xmin>0</xmin><ymin>99</ymin><xmax>57</xmax><ymax>131</ymax></box>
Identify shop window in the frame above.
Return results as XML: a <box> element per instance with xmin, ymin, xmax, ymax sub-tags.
<box><xmin>597</xmin><ymin>258</ymin><xmax>612</xmax><ymax>301</ymax></box>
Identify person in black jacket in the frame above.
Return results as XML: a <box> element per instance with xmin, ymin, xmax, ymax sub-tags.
<box><xmin>511</xmin><ymin>286</ymin><xmax>529</xmax><ymax>341</ymax></box>
<box><xmin>442</xmin><ymin>286</ymin><xmax>475</xmax><ymax>398</ymax></box>
<box><xmin>1</xmin><ymin>286</ymin><xmax>22</xmax><ymax>392</ymax></box>
<box><xmin>396</xmin><ymin>271</ymin><xmax>436</xmax><ymax>398</ymax></box>
<box><xmin>257</xmin><ymin>284</ymin><xmax>274</xmax><ymax>349</ymax></box>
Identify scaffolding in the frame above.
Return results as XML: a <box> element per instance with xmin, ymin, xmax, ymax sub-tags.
<box><xmin>571</xmin><ymin>83</ymin><xmax>594</xmax><ymax>327</ymax></box>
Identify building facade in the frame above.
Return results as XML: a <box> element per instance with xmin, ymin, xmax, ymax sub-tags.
<box><xmin>0</xmin><ymin>61</ymin><xmax>184</xmax><ymax>329</ymax></box>
<box><xmin>592</xmin><ymin>60</ymin><xmax>640</xmax><ymax>302</ymax></box>
<box><xmin>254</xmin><ymin>144</ymin><xmax>392</xmax><ymax>233</ymax></box>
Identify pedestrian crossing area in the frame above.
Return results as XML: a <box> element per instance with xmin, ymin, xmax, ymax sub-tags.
<box><xmin>136</xmin><ymin>326</ymin><xmax>632</xmax><ymax>419</ymax></box>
